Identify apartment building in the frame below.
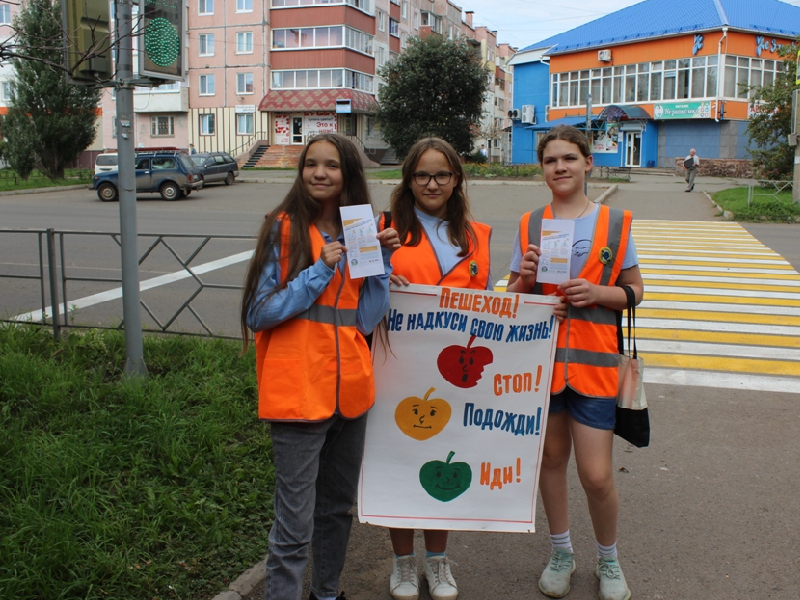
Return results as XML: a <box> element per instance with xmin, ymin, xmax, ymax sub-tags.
<box><xmin>0</xmin><ymin>0</ymin><xmax>513</xmax><ymax>165</ymax></box>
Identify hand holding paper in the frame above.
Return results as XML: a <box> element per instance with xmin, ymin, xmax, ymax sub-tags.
<box><xmin>340</xmin><ymin>205</ymin><xmax>386</xmax><ymax>279</ymax></box>
<box><xmin>537</xmin><ymin>219</ymin><xmax>574</xmax><ymax>285</ymax></box>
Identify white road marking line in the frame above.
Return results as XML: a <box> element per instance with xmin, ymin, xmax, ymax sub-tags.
<box><xmin>640</xmin><ymin>339</ymin><xmax>800</xmax><ymax>362</ymax></box>
<box><xmin>641</xmin><ymin>300</ymin><xmax>800</xmax><ymax>317</ymax></box>
<box><xmin>636</xmin><ymin>318</ymin><xmax>800</xmax><ymax>337</ymax></box>
<box><xmin>645</xmin><ymin>368</ymin><xmax>799</xmax><ymax>394</ymax></box>
<box><xmin>14</xmin><ymin>250</ymin><xmax>254</xmax><ymax>322</ymax></box>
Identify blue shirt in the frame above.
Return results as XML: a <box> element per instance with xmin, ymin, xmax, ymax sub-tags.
<box><xmin>246</xmin><ymin>223</ymin><xmax>393</xmax><ymax>335</ymax></box>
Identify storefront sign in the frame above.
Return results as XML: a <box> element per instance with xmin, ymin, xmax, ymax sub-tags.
<box><xmin>756</xmin><ymin>35</ymin><xmax>785</xmax><ymax>57</ymax></box>
<box><xmin>303</xmin><ymin>113</ymin><xmax>337</xmax><ymax>137</ymax></box>
<box><xmin>235</xmin><ymin>105</ymin><xmax>256</xmax><ymax>114</ymax></box>
<box><xmin>653</xmin><ymin>101</ymin><xmax>716</xmax><ymax>120</ymax></box>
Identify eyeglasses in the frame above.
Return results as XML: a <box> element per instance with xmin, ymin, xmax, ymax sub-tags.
<box><xmin>412</xmin><ymin>171</ymin><xmax>453</xmax><ymax>186</ymax></box>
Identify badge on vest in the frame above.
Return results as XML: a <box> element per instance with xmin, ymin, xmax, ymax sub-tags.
<box><xmin>599</xmin><ymin>246</ymin><xmax>613</xmax><ymax>265</ymax></box>
<box><xmin>469</xmin><ymin>260</ymin><xmax>478</xmax><ymax>277</ymax></box>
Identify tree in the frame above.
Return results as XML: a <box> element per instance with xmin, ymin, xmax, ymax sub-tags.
<box><xmin>1</xmin><ymin>0</ymin><xmax>101</xmax><ymax>180</ymax></box>
<box><xmin>746</xmin><ymin>42</ymin><xmax>798</xmax><ymax>180</ymax></box>
<box><xmin>377</xmin><ymin>35</ymin><xmax>489</xmax><ymax>159</ymax></box>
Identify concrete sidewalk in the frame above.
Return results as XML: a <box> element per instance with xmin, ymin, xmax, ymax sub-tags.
<box><xmin>216</xmin><ymin>172</ymin><xmax>800</xmax><ymax>600</ymax></box>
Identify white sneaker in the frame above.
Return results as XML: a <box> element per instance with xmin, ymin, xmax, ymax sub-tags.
<box><xmin>389</xmin><ymin>554</ymin><xmax>419</xmax><ymax>600</ymax></box>
<box><xmin>423</xmin><ymin>555</ymin><xmax>458</xmax><ymax>600</ymax></box>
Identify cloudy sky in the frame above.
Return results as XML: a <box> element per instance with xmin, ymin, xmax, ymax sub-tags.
<box><xmin>454</xmin><ymin>0</ymin><xmax>800</xmax><ymax>49</ymax></box>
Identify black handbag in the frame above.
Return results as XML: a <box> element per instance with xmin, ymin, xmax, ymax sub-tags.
<box><xmin>614</xmin><ymin>286</ymin><xmax>650</xmax><ymax>448</ymax></box>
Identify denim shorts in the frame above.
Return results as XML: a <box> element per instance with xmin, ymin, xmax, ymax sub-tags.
<box><xmin>549</xmin><ymin>387</ymin><xmax>616</xmax><ymax>430</ymax></box>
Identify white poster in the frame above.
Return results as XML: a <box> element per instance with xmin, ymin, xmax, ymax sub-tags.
<box><xmin>592</xmin><ymin>122</ymin><xmax>619</xmax><ymax>153</ymax></box>
<box><xmin>304</xmin><ymin>112</ymin><xmax>337</xmax><ymax>137</ymax></box>
<box><xmin>340</xmin><ymin>205</ymin><xmax>385</xmax><ymax>279</ymax></box>
<box><xmin>359</xmin><ymin>284</ymin><xmax>560</xmax><ymax>533</ymax></box>
<box><xmin>274</xmin><ymin>114</ymin><xmax>291</xmax><ymax>145</ymax></box>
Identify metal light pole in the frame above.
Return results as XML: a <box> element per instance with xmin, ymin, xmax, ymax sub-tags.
<box><xmin>585</xmin><ymin>93</ymin><xmax>593</xmax><ymax>195</ymax></box>
<box><xmin>115</xmin><ymin>0</ymin><xmax>147</xmax><ymax>377</ymax></box>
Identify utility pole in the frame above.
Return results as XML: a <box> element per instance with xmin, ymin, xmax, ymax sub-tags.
<box><xmin>116</xmin><ymin>0</ymin><xmax>147</xmax><ymax>377</ymax></box>
<box><xmin>585</xmin><ymin>93</ymin><xmax>592</xmax><ymax>195</ymax></box>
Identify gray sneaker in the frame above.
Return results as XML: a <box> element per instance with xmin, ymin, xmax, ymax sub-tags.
<box><xmin>389</xmin><ymin>554</ymin><xmax>419</xmax><ymax>600</ymax></box>
<box><xmin>538</xmin><ymin>548</ymin><xmax>576</xmax><ymax>598</ymax></box>
<box><xmin>423</xmin><ymin>555</ymin><xmax>458</xmax><ymax>600</ymax></box>
<box><xmin>595</xmin><ymin>555</ymin><xmax>631</xmax><ymax>600</ymax></box>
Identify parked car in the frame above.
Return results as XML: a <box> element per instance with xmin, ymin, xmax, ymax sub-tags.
<box><xmin>94</xmin><ymin>153</ymin><xmax>119</xmax><ymax>175</ymax></box>
<box><xmin>190</xmin><ymin>152</ymin><xmax>239</xmax><ymax>186</ymax></box>
<box><xmin>93</xmin><ymin>151</ymin><xmax>204</xmax><ymax>202</ymax></box>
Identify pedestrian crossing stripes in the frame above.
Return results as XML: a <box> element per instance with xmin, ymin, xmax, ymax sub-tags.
<box><xmin>634</xmin><ymin>220</ymin><xmax>799</xmax><ymax>393</ymax></box>
<box><xmin>495</xmin><ymin>221</ymin><xmax>800</xmax><ymax>394</ymax></box>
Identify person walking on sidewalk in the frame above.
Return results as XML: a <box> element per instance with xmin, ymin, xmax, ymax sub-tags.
<box><xmin>380</xmin><ymin>137</ymin><xmax>493</xmax><ymax>600</ymax></box>
<box><xmin>684</xmin><ymin>148</ymin><xmax>699</xmax><ymax>192</ymax></box>
<box><xmin>240</xmin><ymin>133</ymin><xmax>400</xmax><ymax>600</ymax></box>
<box><xmin>506</xmin><ymin>125</ymin><xmax>644</xmax><ymax>600</ymax></box>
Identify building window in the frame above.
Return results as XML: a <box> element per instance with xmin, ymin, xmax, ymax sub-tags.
<box><xmin>151</xmin><ymin>116</ymin><xmax>175</xmax><ymax>137</ymax></box>
<box><xmin>111</xmin><ymin>116</ymin><xmax>117</xmax><ymax>138</ymax></box>
<box><xmin>237</xmin><ymin>113</ymin><xmax>254</xmax><ymax>135</ymax></box>
<box><xmin>199</xmin><ymin>33</ymin><xmax>214</xmax><ymax>56</ymax></box>
<box><xmin>378</xmin><ymin>10</ymin><xmax>386</xmax><ymax>32</ymax></box>
<box><xmin>550</xmin><ymin>55</ymin><xmax>732</xmax><ymax>107</ymax></box>
<box><xmin>199</xmin><ymin>74</ymin><xmax>215</xmax><ymax>95</ymax></box>
<box><xmin>236</xmin><ymin>32</ymin><xmax>253</xmax><ymax>54</ymax></box>
<box><xmin>198</xmin><ymin>0</ymin><xmax>213</xmax><ymax>14</ymax></box>
<box><xmin>401</xmin><ymin>1</ymin><xmax>407</xmax><ymax>19</ymax></box>
<box><xmin>271</xmin><ymin>68</ymin><xmax>372</xmax><ymax>92</ymax></box>
<box><xmin>237</xmin><ymin>72</ymin><xmax>254</xmax><ymax>94</ymax></box>
<box><xmin>236</xmin><ymin>0</ymin><xmax>252</xmax><ymax>12</ymax></box>
<box><xmin>272</xmin><ymin>0</ymin><xmax>372</xmax><ymax>12</ymax></box>
<box><xmin>389</xmin><ymin>18</ymin><xmax>399</xmax><ymax>37</ymax></box>
<box><xmin>0</xmin><ymin>81</ymin><xmax>12</xmax><ymax>102</ymax></box>
<box><xmin>724</xmin><ymin>55</ymin><xmax>781</xmax><ymax>99</ymax></box>
<box><xmin>0</xmin><ymin>5</ymin><xmax>11</xmax><ymax>24</ymax></box>
<box><xmin>413</xmin><ymin>10</ymin><xmax>418</xmax><ymax>29</ymax></box>
<box><xmin>272</xmin><ymin>26</ymin><xmax>372</xmax><ymax>56</ymax></box>
<box><xmin>200</xmin><ymin>114</ymin><xmax>215</xmax><ymax>135</ymax></box>
<box><xmin>400</xmin><ymin>32</ymin><xmax>406</xmax><ymax>49</ymax></box>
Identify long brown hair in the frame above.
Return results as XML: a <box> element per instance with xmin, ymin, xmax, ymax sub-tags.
<box><xmin>240</xmin><ymin>133</ymin><xmax>372</xmax><ymax>348</ymax></box>
<box><xmin>390</xmin><ymin>137</ymin><xmax>475</xmax><ymax>256</ymax></box>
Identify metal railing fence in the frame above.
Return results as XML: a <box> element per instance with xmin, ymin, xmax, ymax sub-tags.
<box><xmin>1</xmin><ymin>228</ymin><xmax>255</xmax><ymax>340</ymax></box>
<box><xmin>747</xmin><ymin>179</ymin><xmax>796</xmax><ymax>205</ymax></box>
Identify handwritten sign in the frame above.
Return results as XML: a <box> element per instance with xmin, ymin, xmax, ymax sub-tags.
<box><xmin>359</xmin><ymin>284</ymin><xmax>560</xmax><ymax>533</ymax></box>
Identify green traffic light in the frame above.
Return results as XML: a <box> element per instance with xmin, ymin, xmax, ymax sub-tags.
<box><xmin>145</xmin><ymin>17</ymin><xmax>180</xmax><ymax>67</ymax></box>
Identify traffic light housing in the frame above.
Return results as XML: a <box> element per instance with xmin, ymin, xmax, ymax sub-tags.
<box><xmin>62</xmin><ymin>0</ymin><xmax>113</xmax><ymax>82</ymax></box>
<box><xmin>138</xmin><ymin>0</ymin><xmax>185</xmax><ymax>81</ymax></box>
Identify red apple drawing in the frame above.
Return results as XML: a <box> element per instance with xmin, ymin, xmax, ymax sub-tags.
<box><xmin>437</xmin><ymin>335</ymin><xmax>494</xmax><ymax>388</ymax></box>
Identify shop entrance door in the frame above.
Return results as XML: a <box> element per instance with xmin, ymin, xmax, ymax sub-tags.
<box><xmin>292</xmin><ymin>116</ymin><xmax>303</xmax><ymax>144</ymax></box>
<box><xmin>624</xmin><ymin>132</ymin><xmax>641</xmax><ymax>167</ymax></box>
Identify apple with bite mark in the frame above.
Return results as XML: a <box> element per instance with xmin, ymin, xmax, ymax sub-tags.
<box><xmin>437</xmin><ymin>335</ymin><xmax>494</xmax><ymax>388</ymax></box>
<box><xmin>394</xmin><ymin>387</ymin><xmax>452</xmax><ymax>441</ymax></box>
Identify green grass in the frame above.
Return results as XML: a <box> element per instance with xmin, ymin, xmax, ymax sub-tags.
<box><xmin>712</xmin><ymin>186</ymin><xmax>800</xmax><ymax>223</ymax></box>
<box><xmin>0</xmin><ymin>325</ymin><xmax>274</xmax><ymax>600</ymax></box>
<box><xmin>0</xmin><ymin>168</ymin><xmax>93</xmax><ymax>191</ymax></box>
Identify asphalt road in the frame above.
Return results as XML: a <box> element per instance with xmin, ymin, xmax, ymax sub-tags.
<box><xmin>2</xmin><ymin>174</ymin><xmax>799</xmax><ymax>600</ymax></box>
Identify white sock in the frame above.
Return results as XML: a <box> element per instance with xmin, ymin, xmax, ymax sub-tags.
<box><xmin>550</xmin><ymin>530</ymin><xmax>573</xmax><ymax>552</ymax></box>
<box><xmin>597</xmin><ymin>540</ymin><xmax>617</xmax><ymax>560</ymax></box>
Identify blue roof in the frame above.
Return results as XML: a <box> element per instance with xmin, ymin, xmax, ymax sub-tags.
<box><xmin>523</xmin><ymin>0</ymin><xmax>800</xmax><ymax>55</ymax></box>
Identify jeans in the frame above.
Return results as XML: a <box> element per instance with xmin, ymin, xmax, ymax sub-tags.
<box><xmin>264</xmin><ymin>414</ymin><xmax>367</xmax><ymax>600</ymax></box>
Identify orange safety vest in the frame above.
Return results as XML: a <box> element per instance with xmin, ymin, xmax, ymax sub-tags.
<box><xmin>519</xmin><ymin>204</ymin><xmax>632</xmax><ymax>399</ymax></box>
<box><xmin>380</xmin><ymin>213</ymin><xmax>492</xmax><ymax>289</ymax></box>
<box><xmin>254</xmin><ymin>217</ymin><xmax>375</xmax><ymax>421</ymax></box>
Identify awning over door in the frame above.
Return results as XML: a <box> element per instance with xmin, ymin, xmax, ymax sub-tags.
<box><xmin>258</xmin><ymin>88</ymin><xmax>379</xmax><ymax>113</ymax></box>
<box><xmin>597</xmin><ymin>104</ymin><xmax>652</xmax><ymax>121</ymax></box>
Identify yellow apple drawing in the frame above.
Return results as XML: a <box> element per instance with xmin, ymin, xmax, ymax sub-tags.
<box><xmin>394</xmin><ymin>387</ymin><xmax>452</xmax><ymax>441</ymax></box>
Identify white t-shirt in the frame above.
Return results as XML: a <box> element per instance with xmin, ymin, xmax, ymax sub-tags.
<box><xmin>510</xmin><ymin>203</ymin><xmax>638</xmax><ymax>280</ymax></box>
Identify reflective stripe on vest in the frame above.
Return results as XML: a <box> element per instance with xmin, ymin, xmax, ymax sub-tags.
<box><xmin>254</xmin><ymin>216</ymin><xmax>375</xmax><ymax>421</ymax></box>
<box><xmin>383</xmin><ymin>214</ymin><xmax>492</xmax><ymax>290</ymax></box>
<box><xmin>519</xmin><ymin>204</ymin><xmax>632</xmax><ymax>399</ymax></box>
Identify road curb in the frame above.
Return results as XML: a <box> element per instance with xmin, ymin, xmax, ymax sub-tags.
<box><xmin>210</xmin><ymin>559</ymin><xmax>266</xmax><ymax>600</ymax></box>
<box><xmin>0</xmin><ymin>184</ymin><xmax>90</xmax><ymax>196</ymax></box>
<box><xmin>595</xmin><ymin>184</ymin><xmax>618</xmax><ymax>205</ymax></box>
<box><xmin>704</xmin><ymin>191</ymin><xmax>734</xmax><ymax>220</ymax></box>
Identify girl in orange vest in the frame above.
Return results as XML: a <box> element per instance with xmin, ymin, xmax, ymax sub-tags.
<box><xmin>240</xmin><ymin>133</ymin><xmax>400</xmax><ymax>600</ymax></box>
<box><xmin>507</xmin><ymin>126</ymin><xmax>643</xmax><ymax>600</ymax></box>
<box><xmin>382</xmin><ymin>137</ymin><xmax>492</xmax><ymax>600</ymax></box>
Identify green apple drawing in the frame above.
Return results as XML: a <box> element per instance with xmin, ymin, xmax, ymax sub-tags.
<box><xmin>419</xmin><ymin>451</ymin><xmax>472</xmax><ymax>502</ymax></box>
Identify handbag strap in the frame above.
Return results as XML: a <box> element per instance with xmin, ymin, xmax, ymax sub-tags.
<box><xmin>621</xmin><ymin>285</ymin><xmax>637</xmax><ymax>359</ymax></box>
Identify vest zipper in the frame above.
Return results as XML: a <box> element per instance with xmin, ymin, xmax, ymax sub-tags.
<box><xmin>333</xmin><ymin>265</ymin><xmax>346</xmax><ymax>414</ymax></box>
